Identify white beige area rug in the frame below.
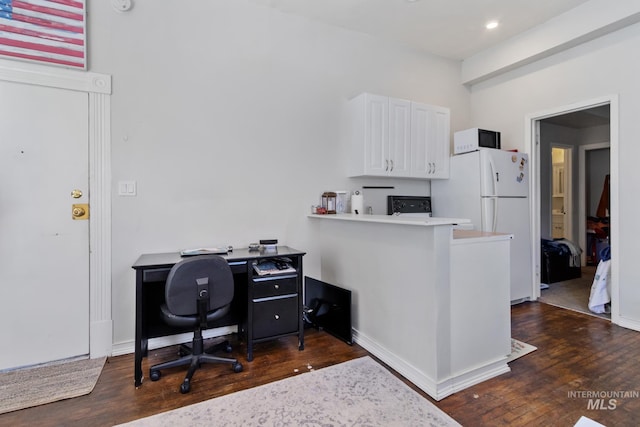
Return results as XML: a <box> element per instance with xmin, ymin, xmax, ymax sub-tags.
<box><xmin>506</xmin><ymin>338</ymin><xmax>537</xmax><ymax>364</ymax></box>
<box><xmin>0</xmin><ymin>356</ymin><xmax>106</xmax><ymax>414</ymax></box>
<box><xmin>115</xmin><ymin>356</ymin><xmax>461</xmax><ymax>427</ymax></box>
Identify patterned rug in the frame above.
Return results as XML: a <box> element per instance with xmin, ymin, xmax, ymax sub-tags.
<box><xmin>0</xmin><ymin>357</ymin><xmax>106</xmax><ymax>415</ymax></box>
<box><xmin>115</xmin><ymin>356</ymin><xmax>461</xmax><ymax>426</ymax></box>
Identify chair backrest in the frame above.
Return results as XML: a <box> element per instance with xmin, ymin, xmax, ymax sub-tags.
<box><xmin>165</xmin><ymin>255</ymin><xmax>234</xmax><ymax>316</ymax></box>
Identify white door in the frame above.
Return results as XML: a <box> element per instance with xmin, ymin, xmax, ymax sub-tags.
<box><xmin>0</xmin><ymin>80</ymin><xmax>89</xmax><ymax>370</ymax></box>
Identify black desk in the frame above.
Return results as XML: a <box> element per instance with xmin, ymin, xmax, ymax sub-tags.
<box><xmin>131</xmin><ymin>246</ymin><xmax>305</xmax><ymax>387</ymax></box>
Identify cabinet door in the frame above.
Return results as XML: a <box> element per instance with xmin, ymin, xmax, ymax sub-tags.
<box><xmin>552</xmin><ymin>214</ymin><xmax>564</xmax><ymax>238</ymax></box>
<box><xmin>363</xmin><ymin>94</ymin><xmax>389</xmax><ymax>176</ymax></box>
<box><xmin>411</xmin><ymin>103</ymin><xmax>450</xmax><ymax>179</ymax></box>
<box><xmin>429</xmin><ymin>107</ymin><xmax>450</xmax><ymax>178</ymax></box>
<box><xmin>552</xmin><ymin>164</ymin><xmax>564</xmax><ymax>196</ymax></box>
<box><xmin>388</xmin><ymin>98</ymin><xmax>411</xmax><ymax>176</ymax></box>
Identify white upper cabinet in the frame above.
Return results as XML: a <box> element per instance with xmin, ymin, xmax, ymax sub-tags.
<box><xmin>347</xmin><ymin>92</ymin><xmax>449</xmax><ymax>179</ymax></box>
<box><xmin>411</xmin><ymin>102</ymin><xmax>450</xmax><ymax>179</ymax></box>
<box><xmin>388</xmin><ymin>97</ymin><xmax>412</xmax><ymax>176</ymax></box>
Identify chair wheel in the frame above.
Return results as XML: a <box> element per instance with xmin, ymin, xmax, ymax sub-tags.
<box><xmin>150</xmin><ymin>370</ymin><xmax>161</xmax><ymax>381</ymax></box>
<box><xmin>180</xmin><ymin>380</ymin><xmax>190</xmax><ymax>394</ymax></box>
<box><xmin>232</xmin><ymin>361</ymin><xmax>243</xmax><ymax>373</ymax></box>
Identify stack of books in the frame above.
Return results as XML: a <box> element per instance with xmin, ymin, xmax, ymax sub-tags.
<box><xmin>253</xmin><ymin>261</ymin><xmax>296</xmax><ymax>276</ymax></box>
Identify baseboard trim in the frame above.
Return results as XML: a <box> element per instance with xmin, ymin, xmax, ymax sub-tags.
<box><xmin>353</xmin><ymin>328</ymin><xmax>510</xmax><ymax>401</ymax></box>
<box><xmin>615</xmin><ymin>315</ymin><xmax>640</xmax><ymax>332</ymax></box>
<box><xmin>110</xmin><ymin>325</ymin><xmax>238</xmax><ymax>357</ymax></box>
<box><xmin>448</xmin><ymin>359</ymin><xmax>511</xmax><ymax>394</ymax></box>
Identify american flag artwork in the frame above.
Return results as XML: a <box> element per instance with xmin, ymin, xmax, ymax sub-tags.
<box><xmin>0</xmin><ymin>0</ymin><xmax>86</xmax><ymax>69</ymax></box>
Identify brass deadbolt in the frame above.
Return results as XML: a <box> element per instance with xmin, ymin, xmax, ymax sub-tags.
<box><xmin>71</xmin><ymin>189</ymin><xmax>83</xmax><ymax>199</ymax></box>
<box><xmin>72</xmin><ymin>204</ymin><xmax>89</xmax><ymax>220</ymax></box>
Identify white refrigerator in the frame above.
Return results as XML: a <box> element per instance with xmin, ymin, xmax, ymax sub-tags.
<box><xmin>431</xmin><ymin>148</ymin><xmax>533</xmax><ymax>302</ymax></box>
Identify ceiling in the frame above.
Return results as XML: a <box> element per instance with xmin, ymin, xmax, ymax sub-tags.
<box><xmin>252</xmin><ymin>0</ymin><xmax>591</xmax><ymax>60</ymax></box>
<box><xmin>254</xmin><ymin>0</ymin><xmax>612</xmax><ymax>128</ymax></box>
<box><xmin>543</xmin><ymin>105</ymin><xmax>611</xmax><ymax>129</ymax></box>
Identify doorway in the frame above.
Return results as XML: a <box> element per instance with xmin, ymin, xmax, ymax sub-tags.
<box><xmin>579</xmin><ymin>142</ymin><xmax>611</xmax><ymax>266</ymax></box>
<box><xmin>527</xmin><ymin>98</ymin><xmax>615</xmax><ymax>319</ymax></box>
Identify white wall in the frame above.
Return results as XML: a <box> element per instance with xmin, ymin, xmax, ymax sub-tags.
<box><xmin>86</xmin><ymin>1</ymin><xmax>470</xmax><ymax>348</ymax></box>
<box><xmin>468</xmin><ymin>22</ymin><xmax>640</xmax><ymax>326</ymax></box>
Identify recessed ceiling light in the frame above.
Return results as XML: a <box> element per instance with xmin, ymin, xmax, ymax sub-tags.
<box><xmin>486</xmin><ymin>21</ymin><xmax>499</xmax><ymax>30</ymax></box>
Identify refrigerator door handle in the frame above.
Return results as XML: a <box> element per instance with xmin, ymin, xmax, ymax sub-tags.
<box><xmin>481</xmin><ymin>197</ymin><xmax>498</xmax><ymax>232</ymax></box>
<box><xmin>488</xmin><ymin>157</ymin><xmax>498</xmax><ymax>196</ymax></box>
<box><xmin>492</xmin><ymin>197</ymin><xmax>498</xmax><ymax>232</ymax></box>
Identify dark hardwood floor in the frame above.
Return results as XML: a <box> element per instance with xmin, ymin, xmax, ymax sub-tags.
<box><xmin>2</xmin><ymin>302</ymin><xmax>639</xmax><ymax>426</ymax></box>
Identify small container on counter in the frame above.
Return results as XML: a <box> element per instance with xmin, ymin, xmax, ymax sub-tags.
<box><xmin>321</xmin><ymin>192</ymin><xmax>337</xmax><ymax>214</ymax></box>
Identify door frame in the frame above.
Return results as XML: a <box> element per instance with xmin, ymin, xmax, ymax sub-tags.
<box><xmin>525</xmin><ymin>95</ymin><xmax>618</xmax><ymax>324</ymax></box>
<box><xmin>0</xmin><ymin>59</ymin><xmax>112</xmax><ymax>358</ymax></box>
<box><xmin>578</xmin><ymin>142</ymin><xmax>610</xmax><ymax>266</ymax></box>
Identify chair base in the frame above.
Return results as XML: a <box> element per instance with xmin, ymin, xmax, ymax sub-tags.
<box><xmin>150</xmin><ymin>335</ymin><xmax>243</xmax><ymax>394</ymax></box>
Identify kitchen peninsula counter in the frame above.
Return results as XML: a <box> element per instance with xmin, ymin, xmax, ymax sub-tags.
<box><xmin>308</xmin><ymin>213</ymin><xmax>470</xmax><ymax>227</ymax></box>
<box><xmin>308</xmin><ymin>214</ymin><xmax>511</xmax><ymax>401</ymax></box>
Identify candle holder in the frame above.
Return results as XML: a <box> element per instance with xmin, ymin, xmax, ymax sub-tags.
<box><xmin>321</xmin><ymin>192</ymin><xmax>337</xmax><ymax>214</ymax></box>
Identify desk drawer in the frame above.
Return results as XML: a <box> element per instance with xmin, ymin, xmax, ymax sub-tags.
<box><xmin>252</xmin><ymin>275</ymin><xmax>297</xmax><ymax>299</ymax></box>
<box><xmin>142</xmin><ymin>261</ymin><xmax>247</xmax><ymax>283</ymax></box>
<box><xmin>252</xmin><ymin>295</ymin><xmax>298</xmax><ymax>339</ymax></box>
<box><xmin>142</xmin><ymin>268</ymin><xmax>171</xmax><ymax>283</ymax></box>
<box><xmin>228</xmin><ymin>261</ymin><xmax>248</xmax><ymax>274</ymax></box>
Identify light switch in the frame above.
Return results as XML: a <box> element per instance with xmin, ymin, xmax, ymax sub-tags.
<box><xmin>118</xmin><ymin>181</ymin><xmax>137</xmax><ymax>196</ymax></box>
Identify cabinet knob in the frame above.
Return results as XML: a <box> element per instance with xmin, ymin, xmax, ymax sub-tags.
<box><xmin>274</xmin><ymin>284</ymin><xmax>279</xmax><ymax>289</ymax></box>
<box><xmin>274</xmin><ymin>314</ymin><xmax>280</xmax><ymax>320</ymax></box>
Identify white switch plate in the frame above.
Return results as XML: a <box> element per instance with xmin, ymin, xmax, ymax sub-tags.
<box><xmin>118</xmin><ymin>181</ymin><xmax>137</xmax><ymax>196</ymax></box>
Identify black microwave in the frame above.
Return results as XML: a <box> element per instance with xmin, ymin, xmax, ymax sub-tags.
<box><xmin>453</xmin><ymin>128</ymin><xmax>501</xmax><ymax>154</ymax></box>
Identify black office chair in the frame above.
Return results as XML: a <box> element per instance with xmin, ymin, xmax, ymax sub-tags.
<box><xmin>149</xmin><ymin>255</ymin><xmax>243</xmax><ymax>393</ymax></box>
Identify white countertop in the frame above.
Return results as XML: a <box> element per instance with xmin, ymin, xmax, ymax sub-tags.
<box><xmin>452</xmin><ymin>229</ymin><xmax>513</xmax><ymax>243</ymax></box>
<box><xmin>308</xmin><ymin>213</ymin><xmax>471</xmax><ymax>227</ymax></box>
